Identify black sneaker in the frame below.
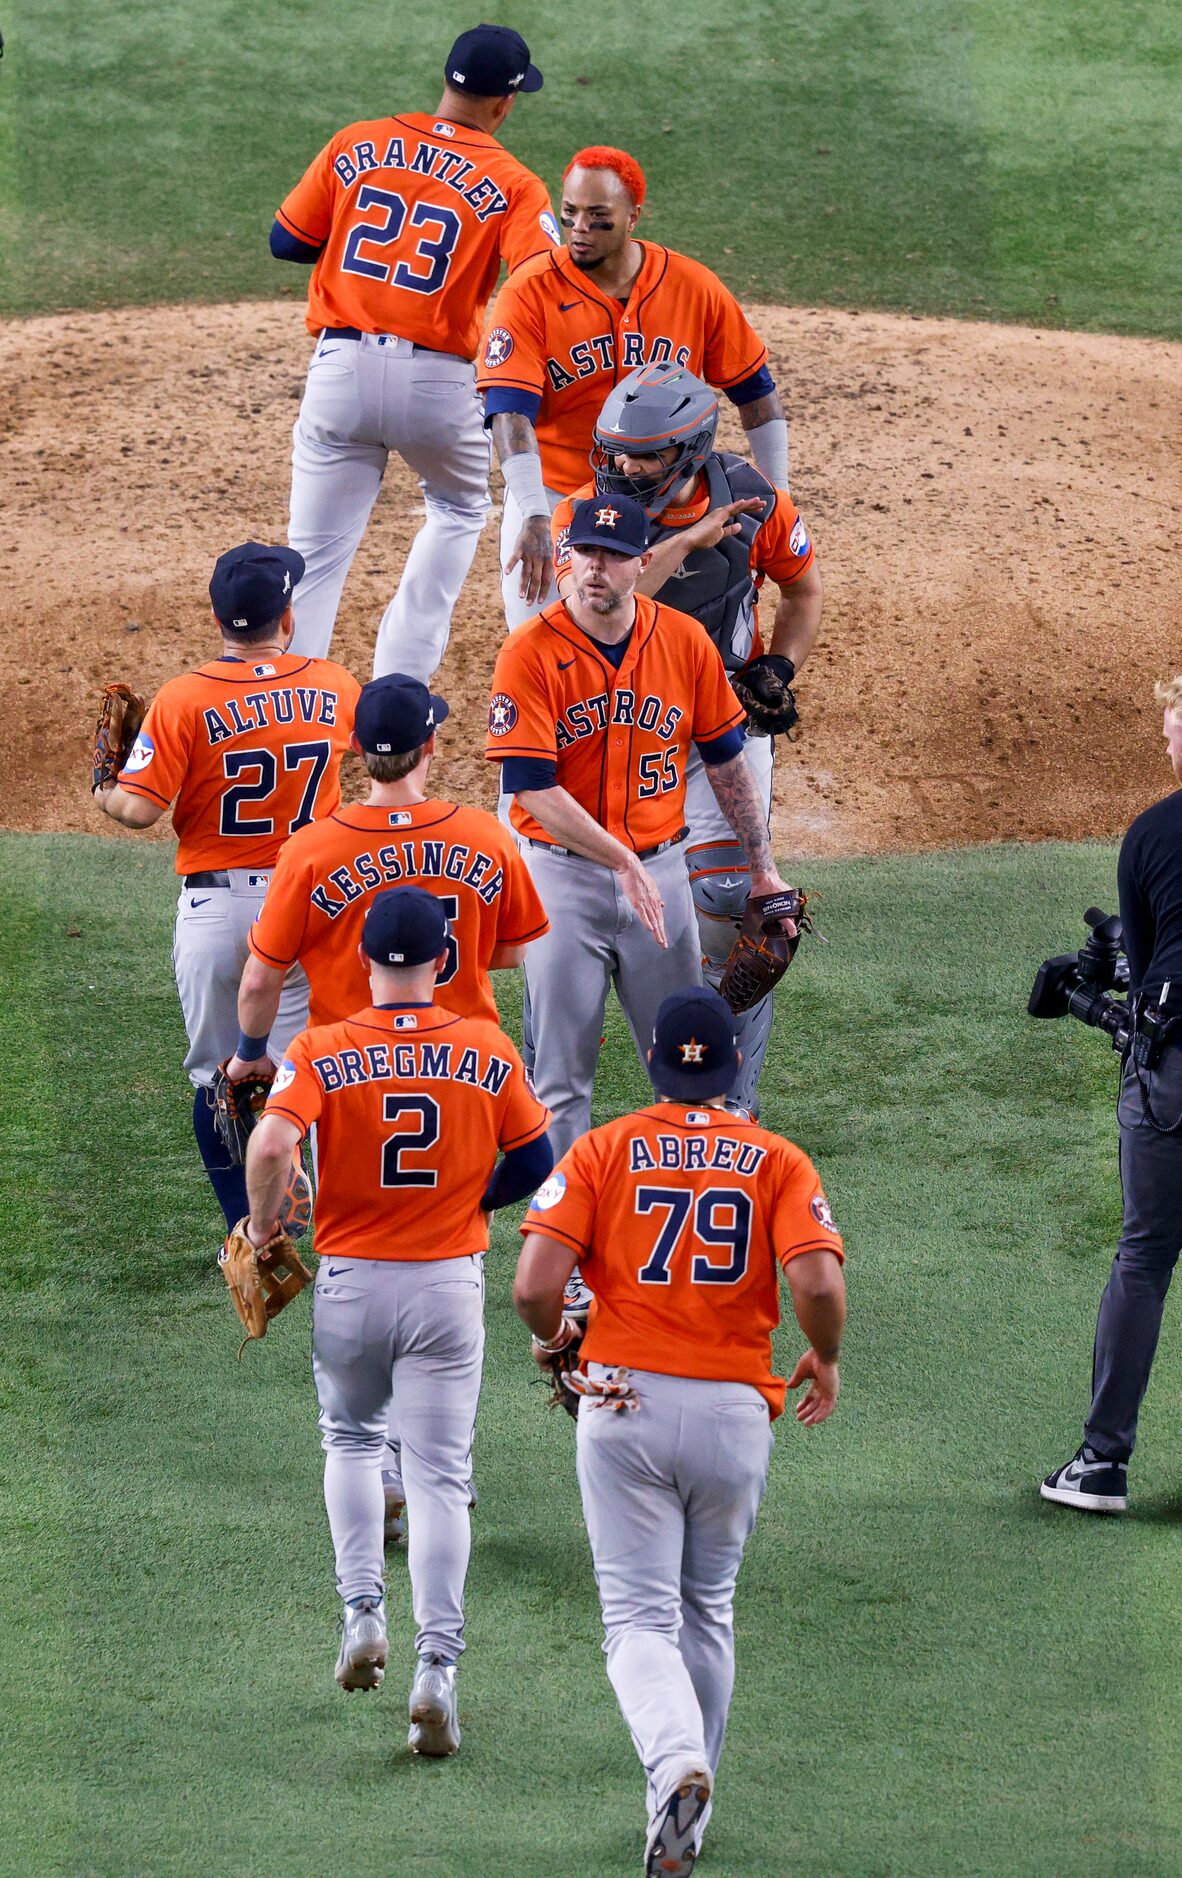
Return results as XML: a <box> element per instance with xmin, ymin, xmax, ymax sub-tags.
<box><xmin>1041</xmin><ymin>1443</ymin><xmax>1128</xmax><ymax>1513</ymax></box>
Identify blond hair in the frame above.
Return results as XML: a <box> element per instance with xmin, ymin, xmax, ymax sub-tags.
<box><xmin>1153</xmin><ymin>676</ymin><xmax>1182</xmax><ymax>717</ymax></box>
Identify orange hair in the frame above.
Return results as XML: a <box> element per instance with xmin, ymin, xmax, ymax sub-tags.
<box><xmin>563</xmin><ymin>146</ymin><xmax>647</xmax><ymax>207</ymax></box>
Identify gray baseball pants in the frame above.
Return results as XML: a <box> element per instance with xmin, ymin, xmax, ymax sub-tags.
<box><xmin>576</xmin><ymin>1368</ymin><xmax>773</xmax><ymax>1827</ymax></box>
<box><xmin>521</xmin><ymin>841</ymin><xmax>703</xmax><ymax>1160</ymax></box>
<box><xmin>172</xmin><ymin>871</ymin><xmax>309</xmax><ymax>1086</ymax></box>
<box><xmin>1085</xmin><ymin>1044</ymin><xmax>1182</xmax><ymax>1458</ymax></box>
<box><xmin>312</xmin><ymin>1252</ymin><xmax>485</xmax><ymax>1661</ymax></box>
<box><xmin>288</xmin><ymin>331</ymin><xmax>491</xmax><ymax>680</ymax></box>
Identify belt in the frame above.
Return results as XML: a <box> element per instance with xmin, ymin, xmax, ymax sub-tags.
<box><xmin>525</xmin><ymin>827</ymin><xmax>687</xmax><ymax>864</ymax></box>
<box><xmin>183</xmin><ymin>871</ymin><xmax>230</xmax><ymax>889</ymax></box>
<box><xmin>323</xmin><ymin>327</ymin><xmax>449</xmax><ymax>354</ymax></box>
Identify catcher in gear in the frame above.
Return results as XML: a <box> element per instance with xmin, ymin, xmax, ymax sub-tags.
<box><xmin>551</xmin><ymin>364</ymin><xmax>823</xmax><ymax>1114</ymax></box>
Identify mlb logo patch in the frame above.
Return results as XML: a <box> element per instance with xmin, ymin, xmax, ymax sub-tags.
<box><xmin>394</xmin><ymin>1014</ymin><xmax>417</xmax><ymax>1029</ymax></box>
<box><xmin>388</xmin><ymin>810</ymin><xmax>413</xmax><ymax>826</ymax></box>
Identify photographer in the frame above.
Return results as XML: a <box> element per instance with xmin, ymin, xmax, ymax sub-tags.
<box><xmin>1042</xmin><ymin>678</ymin><xmax>1182</xmax><ymax>1514</ymax></box>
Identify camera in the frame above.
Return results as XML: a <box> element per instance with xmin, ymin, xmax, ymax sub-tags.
<box><xmin>1027</xmin><ymin>907</ymin><xmax>1147</xmax><ymax>1058</ymax></box>
<box><xmin>1029</xmin><ymin>908</ymin><xmax>1150</xmax><ymax>1059</ymax></box>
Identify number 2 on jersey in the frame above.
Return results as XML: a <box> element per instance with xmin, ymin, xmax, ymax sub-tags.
<box><xmin>635</xmin><ymin>1185</ymin><xmax>752</xmax><ymax>1286</ymax></box>
<box><xmin>342</xmin><ymin>185</ymin><xmax>461</xmax><ymax>295</ymax></box>
<box><xmin>380</xmin><ymin>1093</ymin><xmax>440</xmax><ymax>1187</ymax></box>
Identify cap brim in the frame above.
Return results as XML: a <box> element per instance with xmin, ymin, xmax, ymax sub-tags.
<box><xmin>517</xmin><ymin>64</ymin><xmax>543</xmax><ymax>92</ymax></box>
<box><xmin>565</xmin><ymin>531</ymin><xmax>644</xmax><ymax>555</ymax></box>
<box><xmin>428</xmin><ymin>693</ymin><xmax>450</xmax><ymax>728</ymax></box>
<box><xmin>273</xmin><ymin>544</ymin><xmax>306</xmax><ymax>589</ymax></box>
<box><xmin>650</xmin><ymin>1055</ymin><xmax>739</xmax><ymax>1102</ymax></box>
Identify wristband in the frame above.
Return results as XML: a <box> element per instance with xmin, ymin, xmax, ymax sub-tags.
<box><xmin>745</xmin><ymin>415</ymin><xmax>789</xmax><ymax>491</ymax></box>
<box><xmin>500</xmin><ymin>449</ymin><xmax>551</xmax><ymax>521</ymax></box>
<box><xmin>237</xmin><ymin>1029</ymin><xmax>271</xmax><ymax>1062</ymax></box>
<box><xmin>531</xmin><ymin>1316</ymin><xmax>577</xmax><ymax>1355</ymax></box>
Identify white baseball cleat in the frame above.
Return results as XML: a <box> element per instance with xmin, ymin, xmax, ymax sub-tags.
<box><xmin>334</xmin><ymin>1597</ymin><xmax>388</xmax><ymax>1692</ymax></box>
<box><xmin>644</xmin><ymin>1765</ymin><xmax>713</xmax><ymax>1877</ymax></box>
<box><xmin>407</xmin><ymin>1656</ymin><xmax>460</xmax><ymax>1756</ymax></box>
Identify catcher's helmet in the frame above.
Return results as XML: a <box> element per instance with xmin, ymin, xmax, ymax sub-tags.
<box><xmin>591</xmin><ymin>365</ymin><xmax>719</xmax><ymax>518</ymax></box>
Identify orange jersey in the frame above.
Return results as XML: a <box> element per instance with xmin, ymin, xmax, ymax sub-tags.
<box><xmin>268</xmin><ymin>1004</ymin><xmax>550</xmax><ymax>1262</ymax></box>
<box><xmin>486</xmin><ymin>594</ymin><xmax>745</xmax><ymax>849</ymax></box>
<box><xmin>276</xmin><ymin>113</ymin><xmax>558</xmax><ymax>355</ymax></box>
<box><xmin>477</xmin><ymin>244</ymin><xmax>768</xmax><ymax>492</ymax></box>
<box><xmin>248</xmin><ymin>797</ymin><xmax>549</xmax><ymax>1029</ymax></box>
<box><xmin>522</xmin><ymin>1103</ymin><xmax>844</xmax><ymax>1416</ymax></box>
<box><xmin>116</xmin><ymin>654</ymin><xmax>360</xmax><ymax>875</ymax></box>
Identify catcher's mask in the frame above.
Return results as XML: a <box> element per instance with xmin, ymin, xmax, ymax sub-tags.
<box><xmin>591</xmin><ymin>365</ymin><xmax>719</xmax><ymax>519</ymax></box>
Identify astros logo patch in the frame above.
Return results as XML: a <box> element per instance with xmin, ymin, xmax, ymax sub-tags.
<box><xmin>810</xmin><ymin>1192</ymin><xmax>838</xmax><ymax>1233</ymax></box>
<box><xmin>484</xmin><ymin>327</ymin><xmax>514</xmax><ymax>368</ymax></box>
<box><xmin>679</xmin><ymin>1038</ymin><xmax>707</xmax><ymax>1064</ymax></box>
<box><xmin>531</xmin><ymin>1171</ymin><xmax>567</xmax><ymax>1212</ymax></box>
<box><xmin>595</xmin><ymin>505</ymin><xmax>621</xmax><ymax>528</ymax></box>
<box><xmin>488</xmin><ymin>693</ymin><xmax>519</xmax><ymax>736</ymax></box>
<box><xmin>122</xmin><ymin>730</ymin><xmax>156</xmax><ymax>774</ymax></box>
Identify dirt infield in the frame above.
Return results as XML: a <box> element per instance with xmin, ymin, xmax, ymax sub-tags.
<box><xmin>2</xmin><ymin>300</ymin><xmax>1178</xmax><ymax>856</ymax></box>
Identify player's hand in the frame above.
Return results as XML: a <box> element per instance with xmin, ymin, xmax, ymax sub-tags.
<box><xmin>617</xmin><ymin>856</ymin><xmax>667</xmax><ymax>948</ymax></box>
<box><xmin>787</xmin><ymin>1349</ymin><xmax>840</xmax><ymax>1424</ymax></box>
<box><xmin>505</xmin><ymin>517</ymin><xmax>554</xmax><ymax>606</ymax></box>
<box><xmin>225</xmin><ymin>1052</ymin><xmax>274</xmax><ymax>1083</ymax></box>
<box><xmin>245</xmin><ymin>1213</ymin><xmax>280</xmax><ymax>1249</ymax></box>
<box><xmin>683</xmin><ymin>497</ymin><xmax>765</xmax><ymax>553</ymax></box>
<box><xmin>750</xmin><ymin>868</ymin><xmax>799</xmax><ymax>939</ymax></box>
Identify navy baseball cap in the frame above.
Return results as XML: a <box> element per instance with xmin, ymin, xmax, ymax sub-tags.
<box><xmin>363</xmin><ymin>886</ymin><xmax>449</xmax><ymax>967</ymax></box>
<box><xmin>566</xmin><ymin>494</ymin><xmax>649</xmax><ymax>556</ymax></box>
<box><xmin>354</xmin><ymin>674</ymin><xmax>449</xmax><ymax>756</ymax></box>
<box><xmin>210</xmin><ymin>542</ymin><xmax>304</xmax><ymax>632</ymax></box>
<box><xmin>445</xmin><ymin>24</ymin><xmax>542</xmax><ymax>95</ymax></box>
<box><xmin>649</xmin><ymin>987</ymin><xmax>740</xmax><ymax>1101</ymax></box>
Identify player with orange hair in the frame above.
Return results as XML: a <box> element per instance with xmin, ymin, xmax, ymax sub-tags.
<box><xmin>479</xmin><ymin>145</ymin><xmax>791</xmax><ymax>628</ymax></box>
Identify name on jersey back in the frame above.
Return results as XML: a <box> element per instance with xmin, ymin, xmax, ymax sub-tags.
<box><xmin>332</xmin><ymin>137</ymin><xmax>510</xmax><ymax>223</ymax></box>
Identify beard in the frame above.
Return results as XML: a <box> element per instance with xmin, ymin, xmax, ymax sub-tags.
<box><xmin>576</xmin><ymin>582</ymin><xmax>625</xmax><ymax>615</ymax></box>
<box><xmin>569</xmin><ymin>250</ymin><xmax>606</xmax><ymax>271</ymax></box>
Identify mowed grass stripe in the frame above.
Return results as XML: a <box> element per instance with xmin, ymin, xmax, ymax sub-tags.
<box><xmin>3</xmin><ymin>0</ymin><xmax>1180</xmax><ymax>333</ymax></box>
<box><xmin>2</xmin><ymin>833</ymin><xmax>1181</xmax><ymax>1875</ymax></box>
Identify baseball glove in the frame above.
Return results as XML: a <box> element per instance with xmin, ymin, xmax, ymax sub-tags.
<box><xmin>218</xmin><ymin>1217</ymin><xmax>313</xmax><ymax>1356</ymax></box>
<box><xmin>532</xmin><ymin>1315</ymin><xmax>586</xmax><ymax>1419</ymax></box>
<box><xmin>731</xmin><ymin>654</ymin><xmax>798</xmax><ymax>738</ymax></box>
<box><xmin>92</xmin><ymin>682</ymin><xmax>146</xmax><ymax>790</ymax></box>
<box><xmin>212</xmin><ymin>1060</ymin><xmax>274</xmax><ymax>1164</ymax></box>
<box><xmin>719</xmin><ymin>889</ymin><xmax>810</xmax><ymax>1013</ymax></box>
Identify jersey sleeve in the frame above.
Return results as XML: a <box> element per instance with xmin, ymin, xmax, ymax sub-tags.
<box><xmin>769</xmin><ymin>1143</ymin><xmax>845</xmax><ymax>1266</ymax></box>
<box><xmin>688</xmin><ymin>623</ymin><xmax>747</xmax><ymax>744</ymax></box>
<box><xmin>262</xmin><ymin>1033</ymin><xmax>323</xmax><ymax>1142</ymax></box>
<box><xmin>115</xmin><ymin>684</ymin><xmax>192</xmax><ymax>807</ymax></box>
<box><xmin>551</xmin><ymin>492</ymin><xmax>577</xmax><ymax>575</ymax></box>
<box><xmin>702</xmin><ymin>272</ymin><xmax>769</xmax><ymax>391</ymax></box>
<box><xmin>500</xmin><ymin>173</ymin><xmax>561</xmax><ymax>275</ymax></box>
<box><xmin>498</xmin><ymin>840</ymin><xmax>551</xmax><ymax>944</ymax></box>
<box><xmin>478</xmin><ymin>272</ymin><xmax>547</xmax><ymax>399</ymax></box>
<box><xmin>496</xmin><ymin>1043</ymin><xmax>552</xmax><ymax>1151</ymax></box>
<box><xmin>752</xmin><ymin>493</ymin><xmax>814</xmax><ymax>587</ymax></box>
<box><xmin>486</xmin><ymin>636</ymin><xmax>559</xmax><ymax>762</ymax></box>
<box><xmin>520</xmin><ymin>1133</ymin><xmax>599</xmax><ymax>1255</ymax></box>
<box><xmin>275</xmin><ymin>139</ymin><xmax>338</xmax><ymax>247</ymax></box>
<box><xmin>249</xmin><ymin>841</ymin><xmax>314</xmax><ymax>970</ymax></box>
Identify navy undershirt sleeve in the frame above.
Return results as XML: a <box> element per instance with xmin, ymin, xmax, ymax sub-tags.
<box><xmin>270</xmin><ymin>220</ymin><xmax>323</xmax><ymax>264</ymax></box>
<box><xmin>503</xmin><ymin>757</ymin><xmax>558</xmax><ymax>792</ymax></box>
<box><xmin>724</xmin><ymin>364</ymin><xmax>776</xmax><ymax>406</ymax></box>
<box><xmin>695</xmin><ymin>725</ymin><xmax>747</xmax><ymax>766</ymax></box>
<box><xmin>481</xmin><ymin>1132</ymin><xmax>555</xmax><ymax>1211</ymax></box>
<box><xmin>483</xmin><ymin>386</ymin><xmax>543</xmax><ymax>427</ymax></box>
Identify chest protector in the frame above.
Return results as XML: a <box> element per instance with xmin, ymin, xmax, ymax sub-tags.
<box><xmin>650</xmin><ymin>453</ymin><xmax>775</xmax><ymax>670</ymax></box>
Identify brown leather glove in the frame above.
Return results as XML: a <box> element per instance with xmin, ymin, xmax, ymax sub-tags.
<box><xmin>218</xmin><ymin>1218</ymin><xmax>313</xmax><ymax>1356</ymax></box>
<box><xmin>92</xmin><ymin>682</ymin><xmax>146</xmax><ymax>790</ymax></box>
<box><xmin>719</xmin><ymin>889</ymin><xmax>809</xmax><ymax>1013</ymax></box>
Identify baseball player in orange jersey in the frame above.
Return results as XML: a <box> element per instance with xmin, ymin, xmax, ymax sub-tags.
<box><xmin>552</xmin><ymin>365</ymin><xmax>823</xmax><ymax>1113</ymax></box>
<box><xmin>245</xmin><ymin>887</ymin><xmax>552</xmax><ymax>1752</ymax></box>
<box><xmin>225</xmin><ymin>670</ymin><xmax>549</xmax><ymax>1540</ymax></box>
<box><xmin>486</xmin><ymin>494</ymin><xmax>798</xmax><ymax>1163</ymax></box>
<box><xmin>272</xmin><ymin>23</ymin><xmax>558</xmax><ymax>677</ymax></box>
<box><xmin>478</xmin><ymin>145</ymin><xmax>789</xmax><ymax>628</ymax></box>
<box><xmin>92</xmin><ymin>543</ymin><xmax>359</xmax><ymax>1235</ymax></box>
<box><xmin>513</xmin><ymin>986</ymin><xmax>846</xmax><ymax>1877</ymax></box>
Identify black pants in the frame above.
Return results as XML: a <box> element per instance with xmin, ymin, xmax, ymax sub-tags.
<box><xmin>1085</xmin><ymin>1044</ymin><xmax>1182</xmax><ymax>1459</ymax></box>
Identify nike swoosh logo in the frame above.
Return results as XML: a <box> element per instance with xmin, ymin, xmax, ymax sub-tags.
<box><xmin>191</xmin><ymin>897</ymin><xmax>211</xmax><ymax>908</ymax></box>
<box><xmin>558</xmin><ymin>658</ymin><xmax>576</xmax><ymax>670</ymax></box>
<box><xmin>558</xmin><ymin>301</ymin><xmax>579</xmax><ymax>312</ymax></box>
<box><xmin>319</xmin><ymin>345</ymin><xmax>341</xmax><ymax>356</ymax></box>
<box><xmin>327</xmin><ymin>1265</ymin><xmax>350</xmax><ymax>1277</ymax></box>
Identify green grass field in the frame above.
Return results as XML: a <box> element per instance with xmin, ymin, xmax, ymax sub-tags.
<box><xmin>3</xmin><ymin>0</ymin><xmax>1181</xmax><ymax>333</ymax></box>
<box><xmin>5</xmin><ymin>834</ymin><xmax>1182</xmax><ymax>1877</ymax></box>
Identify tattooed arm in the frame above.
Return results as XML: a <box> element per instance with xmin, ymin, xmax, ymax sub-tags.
<box><xmin>704</xmin><ymin>751</ymin><xmax>798</xmax><ymax>922</ymax></box>
<box><xmin>491</xmin><ymin>410</ymin><xmax>553</xmax><ymax>607</ymax></box>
